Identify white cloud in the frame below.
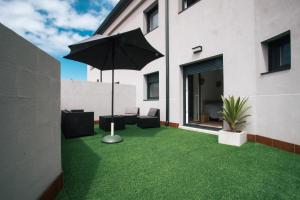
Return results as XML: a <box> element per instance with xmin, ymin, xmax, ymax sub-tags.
<box><xmin>29</xmin><ymin>0</ymin><xmax>104</xmax><ymax>30</ymax></box>
<box><xmin>108</xmin><ymin>0</ymin><xmax>120</xmax><ymax>6</ymax></box>
<box><xmin>0</xmin><ymin>0</ymin><xmax>113</xmax><ymax>56</ymax></box>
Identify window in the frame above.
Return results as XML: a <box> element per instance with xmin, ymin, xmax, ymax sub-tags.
<box><xmin>182</xmin><ymin>0</ymin><xmax>200</xmax><ymax>10</ymax></box>
<box><xmin>146</xmin><ymin>4</ymin><xmax>158</xmax><ymax>33</ymax></box>
<box><xmin>265</xmin><ymin>32</ymin><xmax>291</xmax><ymax>73</ymax></box>
<box><xmin>146</xmin><ymin>72</ymin><xmax>159</xmax><ymax>100</ymax></box>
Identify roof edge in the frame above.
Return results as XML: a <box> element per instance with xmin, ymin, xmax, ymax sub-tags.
<box><xmin>94</xmin><ymin>0</ymin><xmax>133</xmax><ymax>35</ymax></box>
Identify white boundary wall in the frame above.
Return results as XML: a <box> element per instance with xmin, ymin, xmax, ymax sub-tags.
<box><xmin>61</xmin><ymin>80</ymin><xmax>136</xmax><ymax>120</ymax></box>
<box><xmin>0</xmin><ymin>24</ymin><xmax>61</xmax><ymax>199</ymax></box>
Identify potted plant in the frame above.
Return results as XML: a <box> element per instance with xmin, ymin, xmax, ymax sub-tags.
<box><xmin>218</xmin><ymin>96</ymin><xmax>251</xmax><ymax>146</ymax></box>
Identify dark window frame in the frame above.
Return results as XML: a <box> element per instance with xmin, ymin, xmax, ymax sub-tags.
<box><xmin>145</xmin><ymin>72</ymin><xmax>159</xmax><ymax>100</ymax></box>
<box><xmin>145</xmin><ymin>4</ymin><xmax>159</xmax><ymax>33</ymax></box>
<box><xmin>261</xmin><ymin>31</ymin><xmax>291</xmax><ymax>75</ymax></box>
<box><xmin>181</xmin><ymin>0</ymin><xmax>200</xmax><ymax>12</ymax></box>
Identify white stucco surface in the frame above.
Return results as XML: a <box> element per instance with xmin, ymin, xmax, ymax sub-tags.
<box><xmin>61</xmin><ymin>80</ymin><xmax>136</xmax><ymax>119</ymax></box>
<box><xmin>88</xmin><ymin>0</ymin><xmax>300</xmax><ymax>145</ymax></box>
<box><xmin>254</xmin><ymin>0</ymin><xmax>300</xmax><ymax>144</ymax></box>
<box><xmin>87</xmin><ymin>0</ymin><xmax>166</xmax><ymax>120</ymax></box>
<box><xmin>0</xmin><ymin>24</ymin><xmax>61</xmax><ymax>199</ymax></box>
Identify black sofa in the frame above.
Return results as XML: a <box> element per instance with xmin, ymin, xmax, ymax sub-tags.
<box><xmin>137</xmin><ymin>108</ymin><xmax>160</xmax><ymax>128</ymax></box>
<box><xmin>61</xmin><ymin>110</ymin><xmax>94</xmax><ymax>138</ymax></box>
<box><xmin>122</xmin><ymin>107</ymin><xmax>139</xmax><ymax>124</ymax></box>
<box><xmin>99</xmin><ymin>115</ymin><xmax>125</xmax><ymax>132</ymax></box>
<box><xmin>70</xmin><ymin>109</ymin><xmax>84</xmax><ymax>112</ymax></box>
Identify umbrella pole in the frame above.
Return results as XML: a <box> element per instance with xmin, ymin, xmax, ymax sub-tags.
<box><xmin>101</xmin><ymin>39</ymin><xmax>122</xmax><ymax>144</ymax></box>
<box><xmin>111</xmin><ymin>68</ymin><xmax>114</xmax><ymax>136</ymax></box>
<box><xmin>111</xmin><ymin>38</ymin><xmax>115</xmax><ymax>137</ymax></box>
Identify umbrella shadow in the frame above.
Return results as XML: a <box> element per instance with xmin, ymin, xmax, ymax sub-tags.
<box><xmin>60</xmin><ymin>135</ymin><xmax>102</xmax><ymax>199</ymax></box>
<box><xmin>96</xmin><ymin>125</ymin><xmax>167</xmax><ymax>138</ymax></box>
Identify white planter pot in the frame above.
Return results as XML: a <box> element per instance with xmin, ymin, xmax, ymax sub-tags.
<box><xmin>218</xmin><ymin>130</ymin><xmax>247</xmax><ymax>147</ymax></box>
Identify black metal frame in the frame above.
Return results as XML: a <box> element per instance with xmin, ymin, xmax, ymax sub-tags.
<box><xmin>182</xmin><ymin>55</ymin><xmax>223</xmax><ymax>128</ymax></box>
<box><xmin>181</xmin><ymin>0</ymin><xmax>201</xmax><ymax>12</ymax></box>
<box><xmin>145</xmin><ymin>3</ymin><xmax>159</xmax><ymax>33</ymax></box>
<box><xmin>261</xmin><ymin>30</ymin><xmax>291</xmax><ymax>75</ymax></box>
<box><xmin>268</xmin><ymin>34</ymin><xmax>291</xmax><ymax>73</ymax></box>
<box><xmin>184</xmin><ymin>123</ymin><xmax>222</xmax><ymax>131</ymax></box>
<box><xmin>145</xmin><ymin>72</ymin><xmax>159</xmax><ymax>100</ymax></box>
<box><xmin>165</xmin><ymin>0</ymin><xmax>170</xmax><ymax>125</ymax></box>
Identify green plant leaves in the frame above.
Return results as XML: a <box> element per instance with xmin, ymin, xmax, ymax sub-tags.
<box><xmin>219</xmin><ymin>96</ymin><xmax>251</xmax><ymax>132</ymax></box>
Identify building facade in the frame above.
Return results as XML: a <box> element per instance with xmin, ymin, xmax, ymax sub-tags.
<box><xmin>87</xmin><ymin>0</ymin><xmax>300</xmax><ymax>146</ymax></box>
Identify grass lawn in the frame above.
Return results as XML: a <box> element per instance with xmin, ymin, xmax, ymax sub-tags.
<box><xmin>57</xmin><ymin>125</ymin><xmax>300</xmax><ymax>200</ymax></box>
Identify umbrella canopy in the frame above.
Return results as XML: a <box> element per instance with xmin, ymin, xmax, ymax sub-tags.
<box><xmin>64</xmin><ymin>28</ymin><xmax>163</xmax><ymax>143</ymax></box>
<box><xmin>64</xmin><ymin>28</ymin><xmax>163</xmax><ymax>71</ymax></box>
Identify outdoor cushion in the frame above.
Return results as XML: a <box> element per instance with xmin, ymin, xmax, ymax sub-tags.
<box><xmin>125</xmin><ymin>107</ymin><xmax>139</xmax><ymax>114</ymax></box>
<box><xmin>148</xmin><ymin>108</ymin><xmax>158</xmax><ymax>117</ymax></box>
<box><xmin>138</xmin><ymin>116</ymin><xmax>157</xmax><ymax>119</ymax></box>
<box><xmin>123</xmin><ymin>113</ymin><xmax>137</xmax><ymax>116</ymax></box>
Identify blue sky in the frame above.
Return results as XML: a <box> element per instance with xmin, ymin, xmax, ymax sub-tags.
<box><xmin>0</xmin><ymin>0</ymin><xmax>119</xmax><ymax>80</ymax></box>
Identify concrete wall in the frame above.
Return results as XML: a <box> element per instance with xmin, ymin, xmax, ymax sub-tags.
<box><xmin>0</xmin><ymin>24</ymin><xmax>61</xmax><ymax>199</ymax></box>
<box><xmin>61</xmin><ymin>80</ymin><xmax>136</xmax><ymax>120</ymax></box>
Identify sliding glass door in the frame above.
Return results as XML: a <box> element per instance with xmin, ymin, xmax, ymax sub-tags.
<box><xmin>182</xmin><ymin>56</ymin><xmax>224</xmax><ymax>130</ymax></box>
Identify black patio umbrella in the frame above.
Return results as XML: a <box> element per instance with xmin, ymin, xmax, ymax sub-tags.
<box><xmin>64</xmin><ymin>28</ymin><xmax>163</xmax><ymax>143</ymax></box>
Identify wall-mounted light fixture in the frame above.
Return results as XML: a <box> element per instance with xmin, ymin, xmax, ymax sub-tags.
<box><xmin>192</xmin><ymin>46</ymin><xmax>202</xmax><ymax>54</ymax></box>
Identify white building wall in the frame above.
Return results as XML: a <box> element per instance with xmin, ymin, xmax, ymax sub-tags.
<box><xmin>87</xmin><ymin>65</ymin><xmax>140</xmax><ymax>86</ymax></box>
<box><xmin>254</xmin><ymin>0</ymin><xmax>300</xmax><ymax>144</ymax></box>
<box><xmin>61</xmin><ymin>80</ymin><xmax>136</xmax><ymax>120</ymax></box>
<box><xmin>87</xmin><ymin>65</ymin><xmax>101</xmax><ymax>82</ymax></box>
<box><xmin>101</xmin><ymin>70</ymin><xmax>140</xmax><ymax>86</ymax></box>
<box><xmin>0</xmin><ymin>24</ymin><xmax>61</xmax><ymax>199</ymax></box>
<box><xmin>89</xmin><ymin>0</ymin><xmax>300</xmax><ymax>145</ymax></box>
<box><xmin>90</xmin><ymin>0</ymin><xmax>167</xmax><ymax>118</ymax></box>
<box><xmin>169</xmin><ymin>0</ymin><xmax>257</xmax><ymax>130</ymax></box>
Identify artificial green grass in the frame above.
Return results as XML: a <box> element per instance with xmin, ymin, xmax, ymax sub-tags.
<box><xmin>57</xmin><ymin>125</ymin><xmax>300</xmax><ymax>200</ymax></box>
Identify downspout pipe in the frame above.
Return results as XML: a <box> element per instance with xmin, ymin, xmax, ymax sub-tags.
<box><xmin>165</xmin><ymin>0</ymin><xmax>170</xmax><ymax>125</ymax></box>
<box><xmin>100</xmin><ymin>70</ymin><xmax>102</xmax><ymax>82</ymax></box>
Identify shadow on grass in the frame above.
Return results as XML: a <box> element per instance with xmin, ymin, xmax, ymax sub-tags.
<box><xmin>57</xmin><ymin>135</ymin><xmax>101</xmax><ymax>200</ymax></box>
<box><xmin>96</xmin><ymin>124</ymin><xmax>168</xmax><ymax>138</ymax></box>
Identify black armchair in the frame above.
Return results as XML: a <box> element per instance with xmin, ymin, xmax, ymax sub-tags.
<box><xmin>137</xmin><ymin>108</ymin><xmax>160</xmax><ymax>128</ymax></box>
<box><xmin>61</xmin><ymin>110</ymin><xmax>94</xmax><ymax>138</ymax></box>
